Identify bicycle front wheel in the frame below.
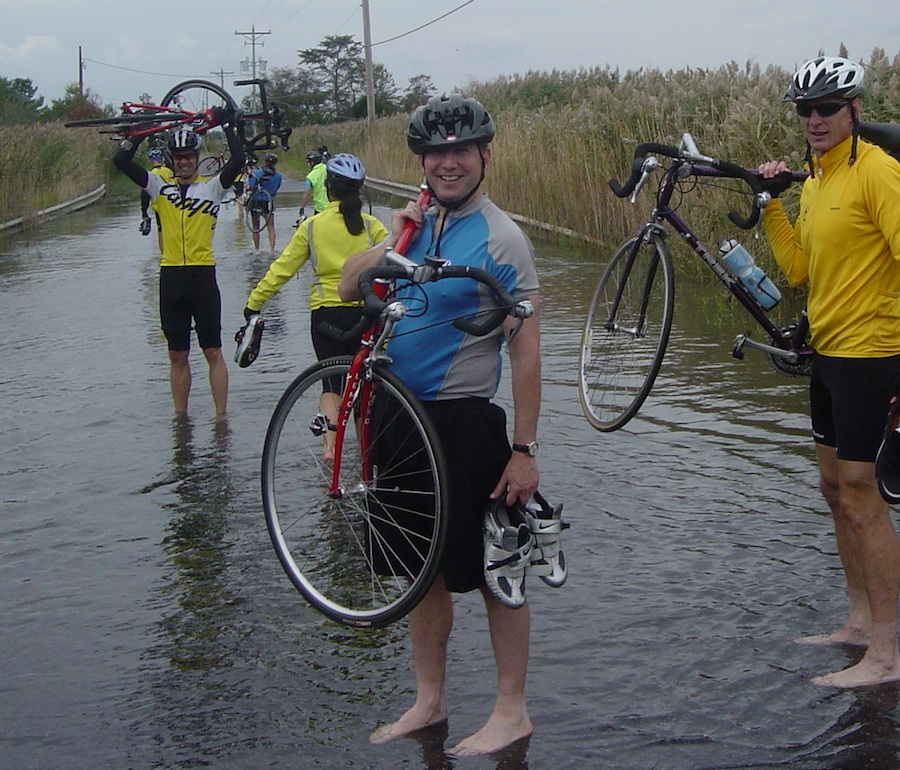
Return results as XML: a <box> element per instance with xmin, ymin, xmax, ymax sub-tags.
<box><xmin>262</xmin><ymin>358</ymin><xmax>449</xmax><ymax>628</ymax></box>
<box><xmin>579</xmin><ymin>233</ymin><xmax>674</xmax><ymax>431</ymax></box>
<box><xmin>161</xmin><ymin>79</ymin><xmax>237</xmax><ymax>114</ymax></box>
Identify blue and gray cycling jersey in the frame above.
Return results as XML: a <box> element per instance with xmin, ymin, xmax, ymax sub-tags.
<box><xmin>387</xmin><ymin>194</ymin><xmax>538</xmax><ymax>401</ymax></box>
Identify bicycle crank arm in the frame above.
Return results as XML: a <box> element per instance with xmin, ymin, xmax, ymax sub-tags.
<box><xmin>732</xmin><ymin>333</ymin><xmax>798</xmax><ymax>363</ymax></box>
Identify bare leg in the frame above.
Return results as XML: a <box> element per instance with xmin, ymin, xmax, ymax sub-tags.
<box><xmin>811</xmin><ymin>455</ymin><xmax>900</xmax><ymax>687</ymax></box>
<box><xmin>251</xmin><ymin>215</ymin><xmax>261</xmax><ymax>250</ymax></box>
<box><xmin>202</xmin><ymin>347</ymin><xmax>228</xmax><ymax>421</ymax></box>
<box><xmin>450</xmin><ymin>588</ymin><xmax>533</xmax><ymax>756</ymax></box>
<box><xmin>370</xmin><ymin>576</ymin><xmax>451</xmax><ymax>744</ymax></box>
<box><xmin>267</xmin><ymin>216</ymin><xmax>277</xmax><ymax>255</ymax></box>
<box><xmin>169</xmin><ymin>349</ymin><xmax>191</xmax><ymax>416</ymax></box>
<box><xmin>798</xmin><ymin>445</ymin><xmax>872</xmax><ymax>647</ymax></box>
<box><xmin>319</xmin><ymin>391</ymin><xmax>341</xmax><ymax>463</ymax></box>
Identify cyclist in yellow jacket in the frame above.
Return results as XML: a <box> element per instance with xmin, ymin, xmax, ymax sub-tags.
<box><xmin>759</xmin><ymin>56</ymin><xmax>900</xmax><ymax>688</ymax></box>
<box><xmin>244</xmin><ymin>153</ymin><xmax>388</xmax><ymax>458</ymax></box>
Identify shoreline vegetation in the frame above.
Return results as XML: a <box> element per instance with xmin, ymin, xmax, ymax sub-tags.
<box><xmin>3</xmin><ymin>51</ymin><xmax>898</xmax><ymax>279</ymax></box>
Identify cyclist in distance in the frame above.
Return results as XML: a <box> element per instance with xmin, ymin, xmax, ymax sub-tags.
<box><xmin>295</xmin><ymin>146</ymin><xmax>329</xmax><ymax>224</ymax></box>
<box><xmin>758</xmin><ymin>56</ymin><xmax>900</xmax><ymax>688</ymax></box>
<box><xmin>339</xmin><ymin>94</ymin><xmax>542</xmax><ymax>755</ymax></box>
<box><xmin>243</xmin><ymin>153</ymin><xmax>388</xmax><ymax>460</ymax></box>
<box><xmin>246</xmin><ymin>152</ymin><xmax>283</xmax><ymax>254</ymax></box>
<box><xmin>114</xmin><ymin>112</ymin><xmax>245</xmax><ymax>422</ymax></box>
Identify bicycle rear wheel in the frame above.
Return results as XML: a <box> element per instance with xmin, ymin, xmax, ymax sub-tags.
<box><xmin>579</xmin><ymin>233</ymin><xmax>674</xmax><ymax>431</ymax></box>
<box><xmin>161</xmin><ymin>79</ymin><xmax>237</xmax><ymax>114</ymax></box>
<box><xmin>262</xmin><ymin>358</ymin><xmax>449</xmax><ymax>628</ymax></box>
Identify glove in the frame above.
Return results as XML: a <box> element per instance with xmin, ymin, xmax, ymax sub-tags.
<box><xmin>243</xmin><ymin>306</ymin><xmax>256</xmax><ymax>322</ymax></box>
<box><xmin>210</xmin><ymin>105</ymin><xmax>237</xmax><ymax>126</ymax></box>
<box><xmin>139</xmin><ymin>214</ymin><xmax>152</xmax><ymax>236</ymax></box>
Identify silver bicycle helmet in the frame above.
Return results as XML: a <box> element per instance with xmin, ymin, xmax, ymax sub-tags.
<box><xmin>325</xmin><ymin>153</ymin><xmax>365</xmax><ymax>182</ymax></box>
<box><xmin>407</xmin><ymin>94</ymin><xmax>495</xmax><ymax>154</ymax></box>
<box><xmin>784</xmin><ymin>56</ymin><xmax>865</xmax><ymax>102</ymax></box>
<box><xmin>167</xmin><ymin>128</ymin><xmax>201</xmax><ymax>153</ymax></box>
<box><xmin>264</xmin><ymin>152</ymin><xmax>277</xmax><ymax>164</ymax></box>
<box><xmin>306</xmin><ymin>149</ymin><xmax>323</xmax><ymax>163</ymax></box>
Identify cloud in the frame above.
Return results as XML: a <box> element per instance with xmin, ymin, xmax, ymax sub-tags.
<box><xmin>0</xmin><ymin>35</ymin><xmax>60</xmax><ymax>64</ymax></box>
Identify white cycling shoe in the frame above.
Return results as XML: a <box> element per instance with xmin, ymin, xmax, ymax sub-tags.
<box><xmin>234</xmin><ymin>314</ymin><xmax>265</xmax><ymax>368</ymax></box>
<box><xmin>483</xmin><ymin>491</ymin><xmax>568</xmax><ymax>609</ymax></box>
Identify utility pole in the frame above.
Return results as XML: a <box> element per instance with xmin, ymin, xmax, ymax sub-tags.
<box><xmin>361</xmin><ymin>0</ymin><xmax>376</xmax><ymax>128</ymax></box>
<box><xmin>78</xmin><ymin>46</ymin><xmax>84</xmax><ymax>96</ymax></box>
<box><xmin>235</xmin><ymin>26</ymin><xmax>270</xmax><ymax>111</ymax></box>
<box><xmin>210</xmin><ymin>68</ymin><xmax>235</xmax><ymax>90</ymax></box>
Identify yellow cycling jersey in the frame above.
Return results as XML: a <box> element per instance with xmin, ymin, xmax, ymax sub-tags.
<box><xmin>149</xmin><ymin>165</ymin><xmax>172</xmax><ymax>214</ymax></box>
<box><xmin>247</xmin><ymin>201</ymin><xmax>389</xmax><ymax>311</ymax></box>
<box><xmin>763</xmin><ymin>137</ymin><xmax>900</xmax><ymax>357</ymax></box>
<box><xmin>145</xmin><ymin>171</ymin><xmax>230</xmax><ymax>266</ymax></box>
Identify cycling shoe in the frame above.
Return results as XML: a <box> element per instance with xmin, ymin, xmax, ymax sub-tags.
<box><xmin>876</xmin><ymin>399</ymin><xmax>900</xmax><ymax>504</ymax></box>
<box><xmin>484</xmin><ymin>499</ymin><xmax>533</xmax><ymax>609</ymax></box>
<box><xmin>234</xmin><ymin>314</ymin><xmax>265</xmax><ymax>368</ymax></box>
<box><xmin>522</xmin><ymin>491</ymin><xmax>569</xmax><ymax>588</ymax></box>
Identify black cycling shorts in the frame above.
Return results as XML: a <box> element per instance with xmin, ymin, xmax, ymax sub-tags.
<box><xmin>158</xmin><ymin>266</ymin><xmax>223</xmax><ymax>352</ymax></box>
<box><xmin>369</xmin><ymin>397</ymin><xmax>511</xmax><ymax>593</ymax></box>
<box><xmin>810</xmin><ymin>352</ymin><xmax>900</xmax><ymax>462</ymax></box>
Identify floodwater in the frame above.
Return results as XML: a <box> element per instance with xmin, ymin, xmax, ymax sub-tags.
<box><xmin>2</xmin><ymin>194</ymin><xmax>899</xmax><ymax>770</ymax></box>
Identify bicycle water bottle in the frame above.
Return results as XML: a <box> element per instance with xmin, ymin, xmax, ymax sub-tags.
<box><xmin>719</xmin><ymin>238</ymin><xmax>782</xmax><ymax>310</ymax></box>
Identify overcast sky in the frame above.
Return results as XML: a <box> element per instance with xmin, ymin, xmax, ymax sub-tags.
<box><xmin>2</xmin><ymin>0</ymin><xmax>899</xmax><ymax>109</ymax></box>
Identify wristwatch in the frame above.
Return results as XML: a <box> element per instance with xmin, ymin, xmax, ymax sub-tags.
<box><xmin>512</xmin><ymin>440</ymin><xmax>539</xmax><ymax>457</ymax></box>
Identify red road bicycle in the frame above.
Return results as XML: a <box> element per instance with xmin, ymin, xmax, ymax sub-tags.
<box><xmin>65</xmin><ymin>78</ymin><xmax>291</xmax><ymax>161</ymax></box>
<box><xmin>258</xmin><ymin>187</ymin><xmax>535</xmax><ymax>628</ymax></box>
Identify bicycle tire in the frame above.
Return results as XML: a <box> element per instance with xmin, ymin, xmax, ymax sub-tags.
<box><xmin>198</xmin><ymin>156</ymin><xmax>225</xmax><ymax>177</ymax></box>
<box><xmin>244</xmin><ymin>187</ymin><xmax>273</xmax><ymax>233</ymax></box>
<box><xmin>262</xmin><ymin>357</ymin><xmax>449</xmax><ymax>628</ymax></box>
<box><xmin>161</xmin><ymin>79</ymin><xmax>237</xmax><ymax>114</ymax></box>
<box><xmin>579</xmin><ymin>233</ymin><xmax>674</xmax><ymax>431</ymax></box>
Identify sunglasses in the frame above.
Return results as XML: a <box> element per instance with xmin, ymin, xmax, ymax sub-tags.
<box><xmin>795</xmin><ymin>101</ymin><xmax>849</xmax><ymax>118</ymax></box>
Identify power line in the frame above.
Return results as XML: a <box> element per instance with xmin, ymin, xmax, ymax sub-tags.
<box><xmin>82</xmin><ymin>57</ymin><xmax>205</xmax><ymax>81</ymax></box>
<box><xmin>372</xmin><ymin>0</ymin><xmax>477</xmax><ymax>47</ymax></box>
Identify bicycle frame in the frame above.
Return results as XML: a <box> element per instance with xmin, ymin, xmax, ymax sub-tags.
<box><xmin>615</xmin><ymin>136</ymin><xmax>810</xmax><ymax>368</ymax></box>
<box><xmin>328</xmin><ymin>183</ymin><xmax>433</xmax><ymax>497</ymax></box>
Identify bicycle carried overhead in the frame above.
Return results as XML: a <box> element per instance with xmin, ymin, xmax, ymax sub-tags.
<box><xmin>66</xmin><ymin>78</ymin><xmax>292</xmax><ymax>163</ymax></box>
<box><xmin>259</xmin><ymin>185</ymin><xmax>536</xmax><ymax>628</ymax></box>
<box><xmin>577</xmin><ymin>132</ymin><xmax>812</xmax><ymax>433</ymax></box>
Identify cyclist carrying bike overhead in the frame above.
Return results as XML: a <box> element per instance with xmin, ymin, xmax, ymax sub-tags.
<box><xmin>246</xmin><ymin>152</ymin><xmax>283</xmax><ymax>255</ymax></box>
<box><xmin>339</xmin><ymin>94</ymin><xmax>542</xmax><ymax>756</ymax></box>
<box><xmin>243</xmin><ymin>152</ymin><xmax>388</xmax><ymax>460</ymax></box>
<box><xmin>758</xmin><ymin>56</ymin><xmax>900</xmax><ymax>688</ymax></box>
<box><xmin>114</xmin><ymin>111</ymin><xmax>245</xmax><ymax>421</ymax></box>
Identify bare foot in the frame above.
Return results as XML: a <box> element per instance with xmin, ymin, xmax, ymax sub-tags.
<box><xmin>812</xmin><ymin>657</ymin><xmax>900</xmax><ymax>688</ymax></box>
<box><xmin>369</xmin><ymin>705</ymin><xmax>448</xmax><ymax>745</ymax></box>
<box><xmin>448</xmin><ymin>712</ymin><xmax>533</xmax><ymax>757</ymax></box>
<box><xmin>796</xmin><ymin>630</ymin><xmax>869</xmax><ymax>648</ymax></box>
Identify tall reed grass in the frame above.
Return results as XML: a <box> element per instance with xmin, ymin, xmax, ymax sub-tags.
<box><xmin>286</xmin><ymin>49</ymin><xmax>900</xmax><ymax>279</ymax></box>
<box><xmin>0</xmin><ymin>124</ymin><xmax>112</xmax><ymax>225</ymax></box>
<box><xmin>5</xmin><ymin>48</ymin><xmax>898</xmax><ymax>279</ymax></box>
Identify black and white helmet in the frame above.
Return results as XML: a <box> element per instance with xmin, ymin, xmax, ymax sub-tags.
<box><xmin>167</xmin><ymin>128</ymin><xmax>201</xmax><ymax>153</ymax></box>
<box><xmin>407</xmin><ymin>94</ymin><xmax>495</xmax><ymax>155</ymax></box>
<box><xmin>784</xmin><ymin>56</ymin><xmax>865</xmax><ymax>102</ymax></box>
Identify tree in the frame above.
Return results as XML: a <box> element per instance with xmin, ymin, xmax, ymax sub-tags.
<box><xmin>402</xmin><ymin>75</ymin><xmax>437</xmax><ymax>113</ymax></box>
<box><xmin>298</xmin><ymin>35</ymin><xmax>365</xmax><ymax>122</ymax></box>
<box><xmin>43</xmin><ymin>84</ymin><xmax>109</xmax><ymax>123</ymax></box>
<box><xmin>352</xmin><ymin>63</ymin><xmax>402</xmax><ymax>119</ymax></box>
<box><xmin>263</xmin><ymin>65</ymin><xmax>330</xmax><ymax>126</ymax></box>
<box><xmin>0</xmin><ymin>77</ymin><xmax>44</xmax><ymax>124</ymax></box>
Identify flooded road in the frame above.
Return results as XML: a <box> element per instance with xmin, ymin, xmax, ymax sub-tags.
<box><xmin>2</xmin><ymin>195</ymin><xmax>899</xmax><ymax>769</ymax></box>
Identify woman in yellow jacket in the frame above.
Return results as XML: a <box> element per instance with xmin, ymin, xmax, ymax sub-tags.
<box><xmin>244</xmin><ymin>153</ymin><xmax>388</xmax><ymax>459</ymax></box>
